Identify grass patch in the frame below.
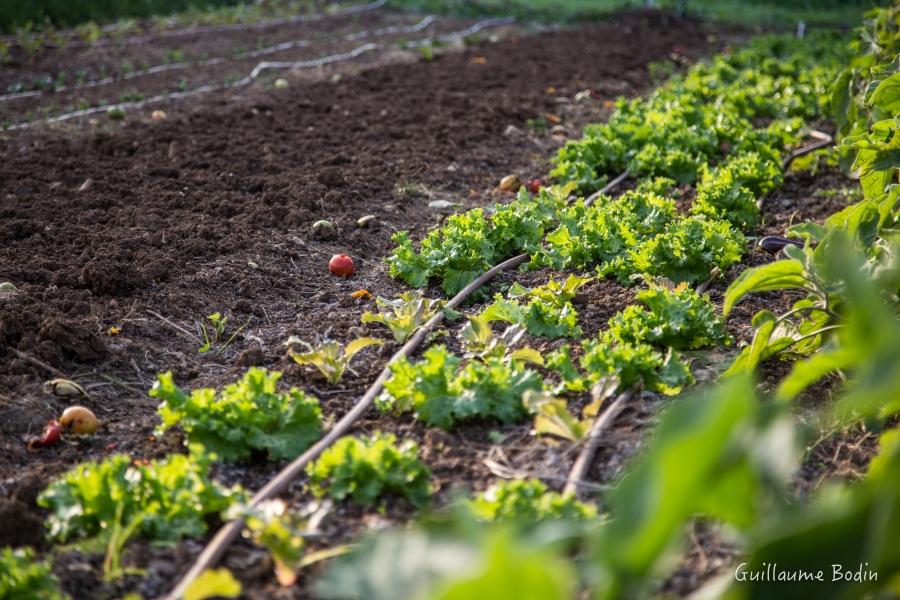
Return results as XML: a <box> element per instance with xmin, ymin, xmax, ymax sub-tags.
<box><xmin>386</xmin><ymin>0</ymin><xmax>882</xmax><ymax>27</ymax></box>
<box><xmin>1</xmin><ymin>0</ymin><xmax>242</xmax><ymax>33</ymax></box>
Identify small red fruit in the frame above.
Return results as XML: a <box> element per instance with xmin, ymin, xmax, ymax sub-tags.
<box><xmin>526</xmin><ymin>179</ymin><xmax>542</xmax><ymax>194</ymax></box>
<box><xmin>329</xmin><ymin>254</ymin><xmax>355</xmax><ymax>277</ymax></box>
<box><xmin>27</xmin><ymin>420</ymin><xmax>64</xmax><ymax>452</ymax></box>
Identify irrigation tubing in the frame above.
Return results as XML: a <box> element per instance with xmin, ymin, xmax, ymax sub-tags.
<box><xmin>0</xmin><ymin>16</ymin><xmax>436</xmax><ymax>104</ymax></box>
<box><xmin>564</xmin><ymin>133</ymin><xmax>831</xmax><ymax>495</ymax></box>
<box><xmin>561</xmin><ymin>273</ymin><xmax>720</xmax><ymax>496</ymax></box>
<box><xmin>563</xmin><ymin>389</ymin><xmax>634</xmax><ymax>496</ymax></box>
<box><xmin>781</xmin><ymin>129</ymin><xmax>833</xmax><ymax>170</ymax></box>
<box><xmin>163</xmin><ymin>169</ymin><xmax>630</xmax><ymax>598</ymax></box>
<box><xmin>6</xmin><ymin>17</ymin><xmax>514</xmax><ymax>131</ymax></box>
<box><xmin>755</xmin><ymin>129</ymin><xmax>833</xmax><ymax>210</ymax></box>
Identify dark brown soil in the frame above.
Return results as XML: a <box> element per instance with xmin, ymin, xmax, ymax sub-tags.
<box><xmin>0</xmin><ymin>10</ymin><xmax>509</xmax><ymax>125</ymax></box>
<box><xmin>0</xmin><ymin>8</ymin><xmax>720</xmax><ymax>599</ymax></box>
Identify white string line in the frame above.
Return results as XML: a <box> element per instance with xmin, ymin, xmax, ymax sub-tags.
<box><xmin>0</xmin><ymin>15</ymin><xmax>435</xmax><ymax>104</ymax></box>
<box><xmin>242</xmin><ymin>41</ymin><xmax>380</xmax><ymax>82</ymax></box>
<box><xmin>246</xmin><ymin>16</ymin><xmax>513</xmax><ymax>80</ymax></box>
<box><xmin>0</xmin><ymin>90</ymin><xmax>41</xmax><ymax>102</ymax></box>
<box><xmin>14</xmin><ymin>0</ymin><xmax>389</xmax><ymax>49</ymax></box>
<box><xmin>405</xmin><ymin>16</ymin><xmax>515</xmax><ymax>47</ymax></box>
<box><xmin>6</xmin><ymin>17</ymin><xmax>515</xmax><ymax>131</ymax></box>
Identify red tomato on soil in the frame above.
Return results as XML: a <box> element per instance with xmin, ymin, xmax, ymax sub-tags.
<box><xmin>329</xmin><ymin>254</ymin><xmax>355</xmax><ymax>277</ymax></box>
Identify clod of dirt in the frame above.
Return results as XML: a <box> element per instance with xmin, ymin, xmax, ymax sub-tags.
<box><xmin>318</xmin><ymin>167</ymin><xmax>346</xmax><ymax>188</ymax></box>
<box><xmin>37</xmin><ymin>318</ymin><xmax>108</xmax><ymax>362</ymax></box>
<box><xmin>504</xmin><ymin>125</ymin><xmax>525</xmax><ymax>138</ymax></box>
<box><xmin>79</xmin><ymin>260</ymin><xmax>144</xmax><ymax>295</ymax></box>
<box><xmin>235</xmin><ymin>347</ymin><xmax>267</xmax><ymax>367</ymax></box>
<box><xmin>0</xmin><ymin>497</ymin><xmax>44</xmax><ymax>548</ymax></box>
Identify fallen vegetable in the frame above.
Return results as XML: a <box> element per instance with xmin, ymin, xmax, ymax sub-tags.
<box><xmin>151</xmin><ymin>110</ymin><xmax>167</xmax><ymax>121</ymax></box>
<box><xmin>526</xmin><ymin>179</ymin><xmax>542</xmax><ymax>194</ymax></box>
<box><xmin>329</xmin><ymin>254</ymin><xmax>355</xmax><ymax>277</ymax></box>
<box><xmin>27</xmin><ymin>420</ymin><xmax>64</xmax><ymax>452</ymax></box>
<box><xmin>59</xmin><ymin>406</ymin><xmax>98</xmax><ymax>435</ymax></box>
<box><xmin>43</xmin><ymin>378</ymin><xmax>89</xmax><ymax>400</ymax></box>
<box><xmin>758</xmin><ymin>235</ymin><xmax>804</xmax><ymax>254</ymax></box>
<box><xmin>312</xmin><ymin>219</ymin><xmax>335</xmax><ymax>239</ymax></box>
<box><xmin>499</xmin><ymin>175</ymin><xmax>520</xmax><ymax>192</ymax></box>
<box><xmin>274</xmin><ymin>78</ymin><xmax>290</xmax><ymax>90</ymax></box>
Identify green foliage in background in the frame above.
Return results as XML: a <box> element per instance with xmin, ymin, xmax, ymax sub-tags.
<box><xmin>465</xmin><ymin>479</ymin><xmax>597</xmax><ymax>522</ymax></box>
<box><xmin>387</xmin><ymin>0</ymin><xmax>878</xmax><ymax>27</ymax></box>
<box><xmin>1</xmin><ymin>0</ymin><xmax>242</xmax><ymax>33</ymax></box>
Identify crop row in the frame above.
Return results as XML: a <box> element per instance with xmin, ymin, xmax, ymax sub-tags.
<box><xmin>5</xmin><ymin>10</ymin><xmax>899</xmax><ymax>600</ymax></box>
<box><xmin>317</xmin><ymin>13</ymin><xmax>900</xmax><ymax>599</ymax></box>
<box><xmin>317</xmin><ymin>8</ymin><xmax>900</xmax><ymax>600</ymax></box>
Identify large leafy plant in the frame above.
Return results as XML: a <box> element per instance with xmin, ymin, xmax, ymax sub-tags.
<box><xmin>579</xmin><ymin>334</ymin><xmax>693</xmax><ymax>396</ymax></box>
<box><xmin>38</xmin><ymin>450</ymin><xmax>243</xmax><ymax>544</ymax></box>
<box><xmin>378</xmin><ymin>345</ymin><xmax>544</xmax><ymax>430</ymax></box>
<box><xmin>627</xmin><ymin>217</ymin><xmax>745</xmax><ymax>285</ymax></box>
<box><xmin>725</xmin><ymin>228</ymin><xmax>900</xmax><ymax>410</ymax></box>
<box><xmin>153</xmin><ymin>368</ymin><xmax>322</xmax><ymax>462</ymax></box>
<box><xmin>547</xmin><ymin>279</ymin><xmax>728</xmax><ymax>397</ymax></box>
<box><xmin>690</xmin><ymin>152</ymin><xmax>781</xmax><ymax>228</ymax></box>
<box><xmin>607</xmin><ymin>278</ymin><xmax>730</xmax><ymax>350</ymax></box>
<box><xmin>306</xmin><ymin>432</ymin><xmax>432</xmax><ymax>508</ymax></box>
<box><xmin>531</xmin><ymin>190</ymin><xmax>676</xmax><ymax>275</ymax></box>
<box><xmin>387</xmin><ymin>187</ymin><xmax>566</xmax><ymax>295</ymax></box>
<box><xmin>480</xmin><ymin>275</ymin><xmax>591</xmax><ymax>339</ymax></box>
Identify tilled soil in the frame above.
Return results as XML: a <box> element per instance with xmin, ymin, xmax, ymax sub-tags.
<box><xmin>0</xmin><ymin>9</ymin><xmax>723</xmax><ymax>599</ymax></box>
<box><xmin>0</xmin><ymin>9</ymin><xmax>514</xmax><ymax>125</ymax></box>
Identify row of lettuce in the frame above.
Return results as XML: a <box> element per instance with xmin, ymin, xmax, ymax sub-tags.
<box><xmin>316</xmin><ymin>8</ymin><xmax>900</xmax><ymax>600</ymax></box>
<box><xmin>3</xmin><ymin>10</ymin><xmax>899</xmax><ymax>600</ymax></box>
